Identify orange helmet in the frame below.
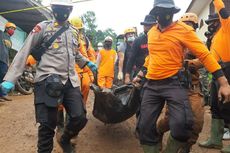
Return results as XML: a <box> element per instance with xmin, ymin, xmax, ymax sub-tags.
<box><xmin>180</xmin><ymin>13</ymin><xmax>198</xmax><ymax>24</ymax></box>
<box><xmin>69</xmin><ymin>16</ymin><xmax>84</xmax><ymax>29</ymax></box>
<box><xmin>124</xmin><ymin>27</ymin><xmax>136</xmax><ymax>35</ymax></box>
<box><xmin>5</xmin><ymin>22</ymin><xmax>16</xmax><ymax>29</ymax></box>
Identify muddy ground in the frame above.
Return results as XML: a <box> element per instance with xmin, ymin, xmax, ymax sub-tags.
<box><xmin>0</xmin><ymin>91</ymin><xmax>229</xmax><ymax>153</ymax></box>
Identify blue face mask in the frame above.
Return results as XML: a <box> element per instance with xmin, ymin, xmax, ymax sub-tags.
<box><xmin>127</xmin><ymin>36</ymin><xmax>135</xmax><ymax>42</ymax></box>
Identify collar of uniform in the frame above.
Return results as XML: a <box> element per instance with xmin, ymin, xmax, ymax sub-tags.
<box><xmin>157</xmin><ymin>21</ymin><xmax>177</xmax><ymax>32</ymax></box>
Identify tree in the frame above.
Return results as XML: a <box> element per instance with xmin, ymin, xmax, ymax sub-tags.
<box><xmin>81</xmin><ymin>11</ymin><xmax>117</xmax><ymax>49</ymax></box>
<box><xmin>81</xmin><ymin>11</ymin><xmax>98</xmax><ymax>48</ymax></box>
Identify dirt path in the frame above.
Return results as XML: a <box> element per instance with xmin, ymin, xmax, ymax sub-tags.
<box><xmin>0</xmin><ymin>91</ymin><xmax>229</xmax><ymax>153</ymax></box>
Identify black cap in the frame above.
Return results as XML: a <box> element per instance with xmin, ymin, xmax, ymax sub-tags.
<box><xmin>140</xmin><ymin>15</ymin><xmax>157</xmax><ymax>25</ymax></box>
<box><xmin>205</xmin><ymin>13</ymin><xmax>219</xmax><ymax>24</ymax></box>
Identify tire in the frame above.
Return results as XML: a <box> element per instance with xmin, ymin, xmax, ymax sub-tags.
<box><xmin>16</xmin><ymin>77</ymin><xmax>33</xmax><ymax>95</ymax></box>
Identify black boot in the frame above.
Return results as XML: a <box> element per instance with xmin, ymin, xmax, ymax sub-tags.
<box><xmin>178</xmin><ymin>144</ymin><xmax>191</xmax><ymax>153</ymax></box>
<box><xmin>37</xmin><ymin>125</ymin><xmax>55</xmax><ymax>153</ymax></box>
<box><xmin>57</xmin><ymin>129</ymin><xmax>76</xmax><ymax>153</ymax></box>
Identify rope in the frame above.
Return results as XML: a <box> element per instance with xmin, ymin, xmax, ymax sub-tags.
<box><xmin>0</xmin><ymin>0</ymin><xmax>93</xmax><ymax>15</ymax></box>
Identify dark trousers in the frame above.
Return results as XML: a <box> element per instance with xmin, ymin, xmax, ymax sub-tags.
<box><xmin>0</xmin><ymin>61</ymin><xmax>8</xmax><ymax>96</ymax></box>
<box><xmin>210</xmin><ymin>81</ymin><xmax>230</xmax><ymax>124</ymax></box>
<box><xmin>210</xmin><ymin>65</ymin><xmax>230</xmax><ymax>123</ymax></box>
<box><xmin>34</xmin><ymin>79</ymin><xmax>87</xmax><ymax>153</ymax></box>
<box><xmin>137</xmin><ymin>78</ymin><xmax>193</xmax><ymax>145</ymax></box>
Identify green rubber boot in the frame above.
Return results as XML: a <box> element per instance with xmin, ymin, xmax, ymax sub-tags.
<box><xmin>198</xmin><ymin>118</ymin><xmax>224</xmax><ymax>149</ymax></box>
<box><xmin>221</xmin><ymin>145</ymin><xmax>230</xmax><ymax>153</ymax></box>
<box><xmin>162</xmin><ymin>134</ymin><xmax>186</xmax><ymax>153</ymax></box>
<box><xmin>142</xmin><ymin>144</ymin><xmax>160</xmax><ymax>153</ymax></box>
<box><xmin>221</xmin><ymin>124</ymin><xmax>230</xmax><ymax>153</ymax></box>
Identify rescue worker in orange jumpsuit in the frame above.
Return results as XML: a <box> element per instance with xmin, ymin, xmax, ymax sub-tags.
<box><xmin>69</xmin><ymin>16</ymin><xmax>96</xmax><ymax>104</ymax></box>
<box><xmin>97</xmin><ymin>36</ymin><xmax>117</xmax><ymax>91</ymax></box>
<box><xmin>199</xmin><ymin>0</ymin><xmax>230</xmax><ymax>152</ymax></box>
<box><xmin>156</xmin><ymin>13</ymin><xmax>204</xmax><ymax>153</ymax></box>
<box><xmin>133</xmin><ymin>0</ymin><xmax>230</xmax><ymax>152</ymax></box>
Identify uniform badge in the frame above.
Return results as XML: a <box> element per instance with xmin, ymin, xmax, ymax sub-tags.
<box><xmin>32</xmin><ymin>25</ymin><xmax>41</xmax><ymax>33</ymax></box>
<box><xmin>53</xmin><ymin>43</ymin><xmax>59</xmax><ymax>49</ymax></box>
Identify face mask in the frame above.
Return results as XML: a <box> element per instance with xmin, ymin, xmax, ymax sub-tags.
<box><xmin>104</xmin><ymin>42</ymin><xmax>112</xmax><ymax>50</ymax></box>
<box><xmin>127</xmin><ymin>36</ymin><xmax>135</xmax><ymax>42</ymax></box>
<box><xmin>157</xmin><ymin>14</ymin><xmax>173</xmax><ymax>27</ymax></box>
<box><xmin>7</xmin><ymin>29</ymin><xmax>15</xmax><ymax>36</ymax></box>
<box><xmin>154</xmin><ymin>8</ymin><xmax>174</xmax><ymax>28</ymax></box>
<box><xmin>52</xmin><ymin>6</ymin><xmax>72</xmax><ymax>22</ymax></box>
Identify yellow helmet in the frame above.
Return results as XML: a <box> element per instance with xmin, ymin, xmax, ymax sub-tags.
<box><xmin>124</xmin><ymin>27</ymin><xmax>136</xmax><ymax>35</ymax></box>
<box><xmin>180</xmin><ymin>13</ymin><xmax>198</xmax><ymax>24</ymax></box>
<box><xmin>5</xmin><ymin>22</ymin><xmax>16</xmax><ymax>29</ymax></box>
<box><xmin>69</xmin><ymin>16</ymin><xmax>84</xmax><ymax>29</ymax></box>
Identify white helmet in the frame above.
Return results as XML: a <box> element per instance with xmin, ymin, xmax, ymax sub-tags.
<box><xmin>51</xmin><ymin>0</ymin><xmax>73</xmax><ymax>7</ymax></box>
<box><xmin>104</xmin><ymin>36</ymin><xmax>113</xmax><ymax>42</ymax></box>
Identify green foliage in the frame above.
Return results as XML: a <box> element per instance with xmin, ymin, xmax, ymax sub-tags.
<box><xmin>81</xmin><ymin>11</ymin><xmax>117</xmax><ymax>49</ymax></box>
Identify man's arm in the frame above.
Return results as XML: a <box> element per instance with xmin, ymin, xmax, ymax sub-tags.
<box><xmin>125</xmin><ymin>38</ymin><xmax>139</xmax><ymax>83</ymax></box>
<box><xmin>117</xmin><ymin>43</ymin><xmax>126</xmax><ymax>80</ymax></box>
<box><xmin>184</xmin><ymin>28</ymin><xmax>230</xmax><ymax>102</ymax></box>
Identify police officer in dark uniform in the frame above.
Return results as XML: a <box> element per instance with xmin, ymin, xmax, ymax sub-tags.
<box><xmin>124</xmin><ymin>14</ymin><xmax>157</xmax><ymax>84</ymax></box>
<box><xmin>0</xmin><ymin>0</ymin><xmax>97</xmax><ymax>152</ymax></box>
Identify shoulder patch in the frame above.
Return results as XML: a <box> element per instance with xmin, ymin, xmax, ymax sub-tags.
<box><xmin>32</xmin><ymin>24</ymin><xmax>41</xmax><ymax>33</ymax></box>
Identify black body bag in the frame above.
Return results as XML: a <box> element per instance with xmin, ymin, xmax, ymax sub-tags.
<box><xmin>91</xmin><ymin>84</ymin><xmax>141</xmax><ymax>124</ymax></box>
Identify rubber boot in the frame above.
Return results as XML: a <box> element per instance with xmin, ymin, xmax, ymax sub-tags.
<box><xmin>178</xmin><ymin>144</ymin><xmax>192</xmax><ymax>153</ymax></box>
<box><xmin>221</xmin><ymin>124</ymin><xmax>230</xmax><ymax>153</ymax></box>
<box><xmin>142</xmin><ymin>144</ymin><xmax>160</xmax><ymax>153</ymax></box>
<box><xmin>199</xmin><ymin>118</ymin><xmax>224</xmax><ymax>149</ymax></box>
<box><xmin>57</xmin><ymin>129</ymin><xmax>76</xmax><ymax>153</ymax></box>
<box><xmin>221</xmin><ymin>145</ymin><xmax>230</xmax><ymax>153</ymax></box>
<box><xmin>162</xmin><ymin>134</ymin><xmax>186</xmax><ymax>153</ymax></box>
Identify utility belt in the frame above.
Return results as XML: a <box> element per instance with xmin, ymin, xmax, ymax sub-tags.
<box><xmin>148</xmin><ymin>69</ymin><xmax>192</xmax><ymax>89</ymax></box>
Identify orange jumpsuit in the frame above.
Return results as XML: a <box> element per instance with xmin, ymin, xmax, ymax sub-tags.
<box><xmin>75</xmin><ymin>35</ymin><xmax>96</xmax><ymax>104</ymax></box>
<box><xmin>97</xmin><ymin>49</ymin><xmax>117</xmax><ymax>88</ymax></box>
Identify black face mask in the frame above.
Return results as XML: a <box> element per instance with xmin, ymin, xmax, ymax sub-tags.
<box><xmin>104</xmin><ymin>42</ymin><xmax>112</xmax><ymax>50</ymax></box>
<box><xmin>155</xmin><ymin>8</ymin><xmax>174</xmax><ymax>27</ymax></box>
<box><xmin>52</xmin><ymin>5</ymin><xmax>72</xmax><ymax>22</ymax></box>
<box><xmin>157</xmin><ymin>14</ymin><xmax>173</xmax><ymax>27</ymax></box>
